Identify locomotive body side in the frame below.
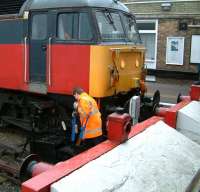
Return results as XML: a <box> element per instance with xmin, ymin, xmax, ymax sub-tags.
<box><xmin>47</xmin><ymin>44</ymin><xmax>91</xmax><ymax>94</ymax></box>
<box><xmin>0</xmin><ymin>18</ymin><xmax>28</xmax><ymax>91</ymax></box>
<box><xmin>47</xmin><ymin>44</ymin><xmax>145</xmax><ymax>97</ymax></box>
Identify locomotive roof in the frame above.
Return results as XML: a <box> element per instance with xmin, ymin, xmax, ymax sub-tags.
<box><xmin>20</xmin><ymin>0</ymin><xmax>130</xmax><ymax>15</ymax></box>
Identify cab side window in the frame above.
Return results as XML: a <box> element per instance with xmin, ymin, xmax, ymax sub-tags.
<box><xmin>79</xmin><ymin>13</ymin><xmax>92</xmax><ymax>40</ymax></box>
<box><xmin>57</xmin><ymin>12</ymin><xmax>93</xmax><ymax>41</ymax></box>
<box><xmin>58</xmin><ymin>13</ymin><xmax>78</xmax><ymax>40</ymax></box>
<box><xmin>31</xmin><ymin>14</ymin><xmax>47</xmax><ymax>40</ymax></box>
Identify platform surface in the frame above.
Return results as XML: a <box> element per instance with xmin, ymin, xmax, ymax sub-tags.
<box><xmin>51</xmin><ymin>121</ymin><xmax>200</xmax><ymax>192</ymax></box>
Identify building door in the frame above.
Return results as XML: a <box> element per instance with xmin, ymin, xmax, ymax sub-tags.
<box><xmin>137</xmin><ymin>20</ymin><xmax>158</xmax><ymax>69</ymax></box>
<box><xmin>29</xmin><ymin>12</ymin><xmax>48</xmax><ymax>83</ymax></box>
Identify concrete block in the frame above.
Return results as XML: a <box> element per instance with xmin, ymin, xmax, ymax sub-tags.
<box><xmin>51</xmin><ymin>121</ymin><xmax>200</xmax><ymax>192</ymax></box>
<box><xmin>177</xmin><ymin>101</ymin><xmax>200</xmax><ymax>135</ymax></box>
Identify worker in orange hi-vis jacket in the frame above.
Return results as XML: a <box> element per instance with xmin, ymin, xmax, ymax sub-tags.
<box><xmin>72</xmin><ymin>87</ymin><xmax>103</xmax><ymax>147</ymax></box>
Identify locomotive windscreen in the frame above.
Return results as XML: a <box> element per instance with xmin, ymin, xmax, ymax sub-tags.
<box><xmin>0</xmin><ymin>0</ymin><xmax>26</xmax><ymax>15</ymax></box>
<box><xmin>96</xmin><ymin>10</ymin><xmax>141</xmax><ymax>44</ymax></box>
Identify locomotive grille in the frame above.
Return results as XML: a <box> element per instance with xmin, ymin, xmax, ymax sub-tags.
<box><xmin>0</xmin><ymin>0</ymin><xmax>26</xmax><ymax>15</ymax></box>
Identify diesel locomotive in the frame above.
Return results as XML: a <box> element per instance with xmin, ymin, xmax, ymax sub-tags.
<box><xmin>0</xmin><ymin>0</ymin><xmax>146</xmax><ymax>161</ymax></box>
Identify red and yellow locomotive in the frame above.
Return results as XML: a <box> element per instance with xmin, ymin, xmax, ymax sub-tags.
<box><xmin>0</xmin><ymin>0</ymin><xmax>145</xmax><ymax>160</ymax></box>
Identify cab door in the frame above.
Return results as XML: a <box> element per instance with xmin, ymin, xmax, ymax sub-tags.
<box><xmin>29</xmin><ymin>12</ymin><xmax>48</xmax><ymax>83</ymax></box>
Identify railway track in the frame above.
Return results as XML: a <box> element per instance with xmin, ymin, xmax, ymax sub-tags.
<box><xmin>0</xmin><ymin>159</ymin><xmax>20</xmax><ymax>184</ymax></box>
<box><xmin>0</xmin><ymin>126</ymin><xmax>29</xmax><ymax>190</ymax></box>
<box><xmin>0</xmin><ymin>155</ymin><xmax>21</xmax><ymax>192</ymax></box>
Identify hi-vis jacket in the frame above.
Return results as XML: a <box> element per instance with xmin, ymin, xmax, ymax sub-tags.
<box><xmin>77</xmin><ymin>92</ymin><xmax>102</xmax><ymax>139</ymax></box>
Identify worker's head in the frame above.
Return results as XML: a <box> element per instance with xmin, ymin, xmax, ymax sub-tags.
<box><xmin>72</xmin><ymin>87</ymin><xmax>84</xmax><ymax>100</ymax></box>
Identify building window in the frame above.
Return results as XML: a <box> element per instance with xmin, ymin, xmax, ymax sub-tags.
<box><xmin>140</xmin><ymin>34</ymin><xmax>155</xmax><ymax>61</ymax></box>
<box><xmin>137</xmin><ymin>20</ymin><xmax>158</xmax><ymax>69</ymax></box>
<box><xmin>137</xmin><ymin>22</ymin><xmax>155</xmax><ymax>30</ymax></box>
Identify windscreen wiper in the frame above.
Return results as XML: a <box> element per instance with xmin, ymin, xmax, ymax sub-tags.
<box><xmin>104</xmin><ymin>11</ymin><xmax>117</xmax><ymax>31</ymax></box>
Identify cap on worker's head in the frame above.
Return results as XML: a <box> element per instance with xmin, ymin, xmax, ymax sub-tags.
<box><xmin>72</xmin><ymin>87</ymin><xmax>84</xmax><ymax>95</ymax></box>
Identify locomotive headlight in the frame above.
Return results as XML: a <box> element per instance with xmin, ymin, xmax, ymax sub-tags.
<box><xmin>136</xmin><ymin>59</ymin><xmax>140</xmax><ymax>68</ymax></box>
<box><xmin>120</xmin><ymin>59</ymin><xmax>125</xmax><ymax>69</ymax></box>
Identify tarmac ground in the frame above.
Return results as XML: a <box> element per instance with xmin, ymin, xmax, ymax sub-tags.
<box><xmin>145</xmin><ymin>76</ymin><xmax>194</xmax><ymax>103</ymax></box>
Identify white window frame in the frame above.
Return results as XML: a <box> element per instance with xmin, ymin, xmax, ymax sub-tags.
<box><xmin>138</xmin><ymin>20</ymin><xmax>158</xmax><ymax>69</ymax></box>
<box><xmin>190</xmin><ymin>35</ymin><xmax>200</xmax><ymax>64</ymax></box>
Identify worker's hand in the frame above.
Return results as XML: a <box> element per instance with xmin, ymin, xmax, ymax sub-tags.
<box><xmin>72</xmin><ymin>111</ymin><xmax>77</xmax><ymax>117</ymax></box>
<box><xmin>75</xmin><ymin>124</ymin><xmax>78</xmax><ymax>134</ymax></box>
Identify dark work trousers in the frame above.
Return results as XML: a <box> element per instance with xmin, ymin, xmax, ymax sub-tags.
<box><xmin>82</xmin><ymin>135</ymin><xmax>105</xmax><ymax>148</ymax></box>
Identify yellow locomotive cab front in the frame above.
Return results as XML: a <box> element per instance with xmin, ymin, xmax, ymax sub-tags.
<box><xmin>89</xmin><ymin>45</ymin><xmax>146</xmax><ymax>98</ymax></box>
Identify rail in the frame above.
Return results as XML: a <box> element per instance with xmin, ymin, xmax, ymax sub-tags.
<box><xmin>0</xmin><ymin>159</ymin><xmax>20</xmax><ymax>184</ymax></box>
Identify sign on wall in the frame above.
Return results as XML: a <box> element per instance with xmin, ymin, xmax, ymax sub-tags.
<box><xmin>190</xmin><ymin>35</ymin><xmax>200</xmax><ymax>64</ymax></box>
<box><xmin>166</xmin><ymin>37</ymin><xmax>184</xmax><ymax>65</ymax></box>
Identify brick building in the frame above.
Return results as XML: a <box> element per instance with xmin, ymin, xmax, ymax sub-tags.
<box><xmin>123</xmin><ymin>0</ymin><xmax>200</xmax><ymax>78</ymax></box>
